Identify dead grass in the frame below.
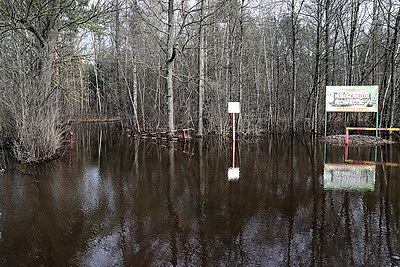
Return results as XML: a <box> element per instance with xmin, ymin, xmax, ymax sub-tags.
<box><xmin>320</xmin><ymin>134</ymin><xmax>396</xmax><ymax>146</ymax></box>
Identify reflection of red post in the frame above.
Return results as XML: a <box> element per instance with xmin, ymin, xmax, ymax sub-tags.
<box><xmin>182</xmin><ymin>141</ymin><xmax>187</xmax><ymax>152</ymax></box>
<box><xmin>232</xmin><ymin>113</ymin><xmax>236</xmax><ymax>168</ymax></box>
<box><xmin>182</xmin><ymin>130</ymin><xmax>187</xmax><ymax>152</ymax></box>
<box><xmin>232</xmin><ymin>136</ymin><xmax>236</xmax><ymax>168</ymax></box>
<box><xmin>344</xmin><ymin>128</ymin><xmax>349</xmax><ymax>161</ymax></box>
<box><xmin>69</xmin><ymin>132</ymin><xmax>73</xmax><ymax>149</ymax></box>
<box><xmin>69</xmin><ymin>132</ymin><xmax>74</xmax><ymax>165</ymax></box>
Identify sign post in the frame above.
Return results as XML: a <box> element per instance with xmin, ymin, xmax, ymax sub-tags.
<box><xmin>228</xmin><ymin>102</ymin><xmax>240</xmax><ymax>142</ymax></box>
<box><xmin>228</xmin><ymin>102</ymin><xmax>240</xmax><ymax>181</ymax></box>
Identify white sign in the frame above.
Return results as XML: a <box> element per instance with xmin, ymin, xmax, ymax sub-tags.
<box><xmin>228</xmin><ymin>167</ymin><xmax>240</xmax><ymax>181</ymax></box>
<box><xmin>228</xmin><ymin>102</ymin><xmax>240</xmax><ymax>113</ymax></box>
<box><xmin>323</xmin><ymin>163</ymin><xmax>375</xmax><ymax>190</ymax></box>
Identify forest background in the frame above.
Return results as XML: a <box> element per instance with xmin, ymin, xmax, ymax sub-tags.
<box><xmin>0</xmin><ymin>0</ymin><xmax>399</xmax><ymax>163</ymax></box>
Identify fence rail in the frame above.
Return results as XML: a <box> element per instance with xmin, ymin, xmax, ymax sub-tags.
<box><xmin>345</xmin><ymin>127</ymin><xmax>400</xmax><ymax>145</ymax></box>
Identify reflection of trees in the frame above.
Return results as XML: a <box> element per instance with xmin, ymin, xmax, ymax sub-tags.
<box><xmin>1</xmin><ymin>128</ymin><xmax>400</xmax><ymax>265</ymax></box>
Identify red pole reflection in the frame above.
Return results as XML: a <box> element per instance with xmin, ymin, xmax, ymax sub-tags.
<box><xmin>69</xmin><ymin>132</ymin><xmax>74</xmax><ymax>165</ymax></box>
<box><xmin>232</xmin><ymin>135</ymin><xmax>236</xmax><ymax>168</ymax></box>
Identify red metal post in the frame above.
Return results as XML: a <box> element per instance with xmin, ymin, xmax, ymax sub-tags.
<box><xmin>232</xmin><ymin>113</ymin><xmax>236</xmax><ymax>143</ymax></box>
<box><xmin>182</xmin><ymin>129</ymin><xmax>186</xmax><ymax>143</ymax></box>
<box><xmin>181</xmin><ymin>129</ymin><xmax>187</xmax><ymax>151</ymax></box>
<box><xmin>345</xmin><ymin>128</ymin><xmax>349</xmax><ymax>146</ymax></box>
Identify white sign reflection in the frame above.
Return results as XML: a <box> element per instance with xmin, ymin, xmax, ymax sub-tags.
<box><xmin>323</xmin><ymin>163</ymin><xmax>376</xmax><ymax>191</ymax></box>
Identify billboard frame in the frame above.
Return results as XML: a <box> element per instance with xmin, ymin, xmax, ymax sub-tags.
<box><xmin>324</xmin><ymin>85</ymin><xmax>379</xmax><ymax>137</ymax></box>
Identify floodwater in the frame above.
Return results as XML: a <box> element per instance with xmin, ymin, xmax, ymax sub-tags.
<box><xmin>0</xmin><ymin>125</ymin><xmax>400</xmax><ymax>266</ymax></box>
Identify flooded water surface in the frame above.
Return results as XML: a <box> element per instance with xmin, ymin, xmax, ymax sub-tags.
<box><xmin>1</xmin><ymin>126</ymin><xmax>400</xmax><ymax>266</ymax></box>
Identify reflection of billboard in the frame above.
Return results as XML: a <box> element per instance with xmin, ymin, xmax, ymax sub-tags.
<box><xmin>324</xmin><ymin>164</ymin><xmax>376</xmax><ymax>190</ymax></box>
<box><xmin>326</xmin><ymin>86</ymin><xmax>378</xmax><ymax>112</ymax></box>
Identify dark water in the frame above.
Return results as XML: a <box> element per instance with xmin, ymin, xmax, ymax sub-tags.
<box><xmin>1</xmin><ymin>125</ymin><xmax>400</xmax><ymax>266</ymax></box>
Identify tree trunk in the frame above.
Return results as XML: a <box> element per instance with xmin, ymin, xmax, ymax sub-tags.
<box><xmin>311</xmin><ymin>0</ymin><xmax>322</xmax><ymax>133</ymax></box>
<box><xmin>166</xmin><ymin>0</ymin><xmax>176</xmax><ymax>133</ymax></box>
<box><xmin>346</xmin><ymin>0</ymin><xmax>360</xmax><ymax>86</ymax></box>
<box><xmin>389</xmin><ymin>9</ymin><xmax>400</xmax><ymax>128</ymax></box>
<box><xmin>290</xmin><ymin>0</ymin><xmax>299</xmax><ymax>131</ymax></box>
<box><xmin>238</xmin><ymin>0</ymin><xmax>245</xmax><ymax>133</ymax></box>
<box><xmin>128</xmin><ymin>0</ymin><xmax>140</xmax><ymax>131</ymax></box>
<box><xmin>197</xmin><ymin>0</ymin><xmax>206</xmax><ymax>136</ymax></box>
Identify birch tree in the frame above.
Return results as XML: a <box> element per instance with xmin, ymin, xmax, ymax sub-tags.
<box><xmin>197</xmin><ymin>0</ymin><xmax>206</xmax><ymax>136</ymax></box>
<box><xmin>166</xmin><ymin>0</ymin><xmax>176</xmax><ymax>133</ymax></box>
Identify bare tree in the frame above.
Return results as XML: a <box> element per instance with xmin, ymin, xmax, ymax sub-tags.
<box><xmin>166</xmin><ymin>0</ymin><xmax>177</xmax><ymax>133</ymax></box>
<box><xmin>197</xmin><ymin>0</ymin><xmax>207</xmax><ymax>136</ymax></box>
<box><xmin>0</xmin><ymin>0</ymin><xmax>104</xmax><ymax>163</ymax></box>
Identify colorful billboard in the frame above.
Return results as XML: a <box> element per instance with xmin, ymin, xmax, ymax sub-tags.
<box><xmin>323</xmin><ymin>163</ymin><xmax>376</xmax><ymax>191</ymax></box>
<box><xmin>326</xmin><ymin>86</ymin><xmax>378</xmax><ymax>112</ymax></box>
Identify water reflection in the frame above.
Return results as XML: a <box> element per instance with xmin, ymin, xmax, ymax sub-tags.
<box><xmin>0</xmin><ymin>127</ymin><xmax>399</xmax><ymax>266</ymax></box>
<box><xmin>324</xmin><ymin>144</ymin><xmax>400</xmax><ymax>191</ymax></box>
<box><xmin>323</xmin><ymin>164</ymin><xmax>376</xmax><ymax>190</ymax></box>
<box><xmin>228</xmin><ymin>135</ymin><xmax>240</xmax><ymax>181</ymax></box>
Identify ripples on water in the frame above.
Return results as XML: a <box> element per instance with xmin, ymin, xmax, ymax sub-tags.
<box><xmin>0</xmin><ymin>125</ymin><xmax>399</xmax><ymax>266</ymax></box>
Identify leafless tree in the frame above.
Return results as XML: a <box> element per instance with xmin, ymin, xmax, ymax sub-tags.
<box><xmin>0</xmin><ymin>0</ymin><xmax>105</xmax><ymax>163</ymax></box>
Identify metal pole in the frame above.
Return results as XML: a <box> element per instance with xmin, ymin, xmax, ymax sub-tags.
<box><xmin>375</xmin><ymin>111</ymin><xmax>379</xmax><ymax>137</ymax></box>
<box><xmin>232</xmin><ymin>113</ymin><xmax>236</xmax><ymax>143</ymax></box>
<box><xmin>181</xmin><ymin>130</ymin><xmax>187</xmax><ymax>152</ymax></box>
<box><xmin>324</xmin><ymin>112</ymin><xmax>328</xmax><ymax>137</ymax></box>
<box><xmin>182</xmin><ymin>129</ymin><xmax>186</xmax><ymax>143</ymax></box>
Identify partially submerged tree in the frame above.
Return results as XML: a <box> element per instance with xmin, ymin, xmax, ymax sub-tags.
<box><xmin>166</xmin><ymin>0</ymin><xmax>176</xmax><ymax>133</ymax></box>
<box><xmin>0</xmin><ymin>0</ymin><xmax>105</xmax><ymax>163</ymax></box>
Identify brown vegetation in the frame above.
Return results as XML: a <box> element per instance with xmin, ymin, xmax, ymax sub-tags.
<box><xmin>321</xmin><ymin>134</ymin><xmax>396</xmax><ymax>146</ymax></box>
<box><xmin>0</xmin><ymin>0</ymin><xmax>400</xmax><ymax>162</ymax></box>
